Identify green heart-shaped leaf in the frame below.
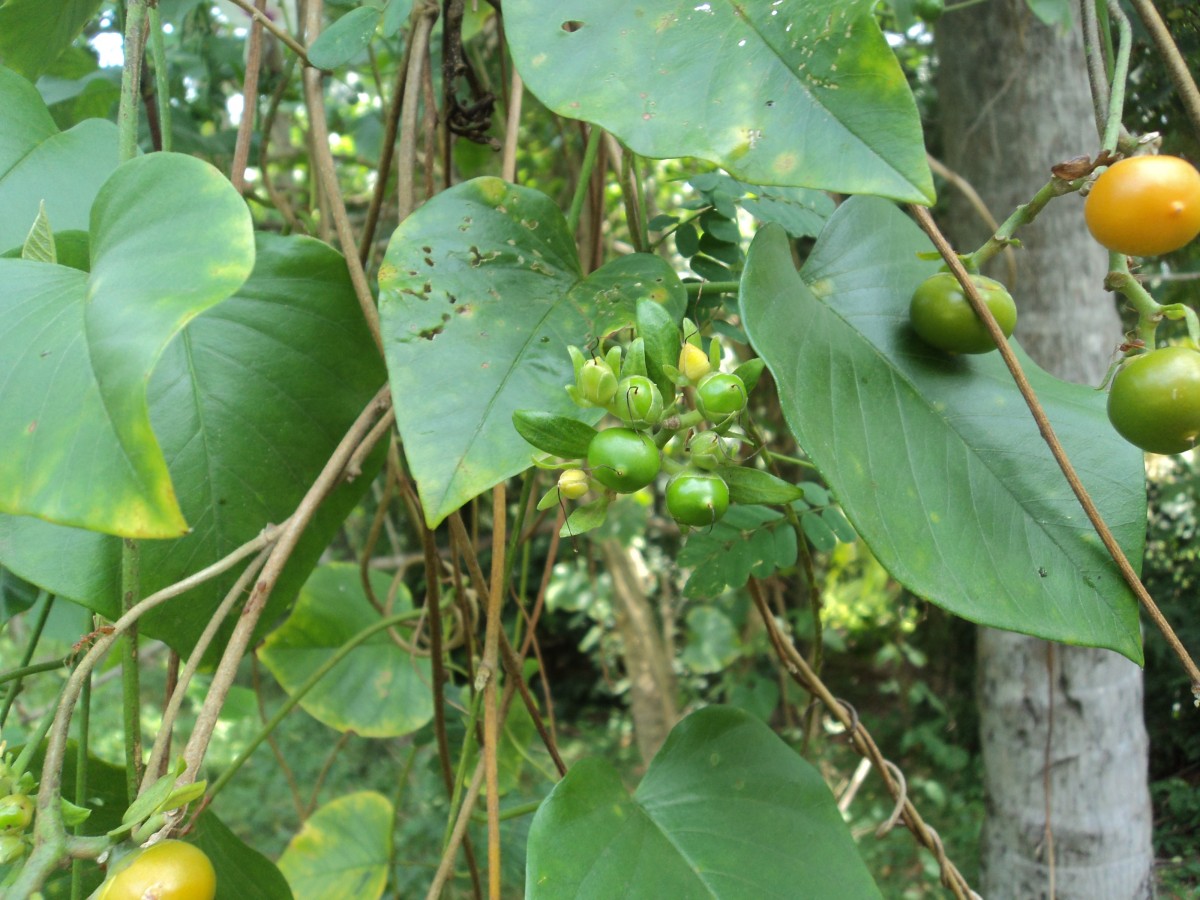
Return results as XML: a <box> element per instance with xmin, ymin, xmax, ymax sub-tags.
<box><xmin>0</xmin><ymin>2</ymin><xmax>104</xmax><ymax>81</ymax></box>
<box><xmin>527</xmin><ymin>706</ymin><xmax>880</xmax><ymax>898</ymax></box>
<box><xmin>506</xmin><ymin>0</ymin><xmax>932</xmax><ymax>202</ymax></box>
<box><xmin>378</xmin><ymin>176</ymin><xmax>684</xmax><ymax>527</ymax></box>
<box><xmin>0</xmin><ymin>152</ymin><xmax>255</xmax><ymax>537</ymax></box>
<box><xmin>740</xmin><ymin>205</ymin><xmax>1145</xmax><ymax>660</ymax></box>
<box><xmin>278</xmin><ymin>792</ymin><xmax>392</xmax><ymax>900</ymax></box>
<box><xmin>0</xmin><ymin>65</ymin><xmax>119</xmax><ymax>252</ymax></box>
<box><xmin>0</xmin><ymin>234</ymin><xmax>386</xmax><ymax>654</ymax></box>
<box><xmin>258</xmin><ymin>564</ymin><xmax>434</xmax><ymax>738</ymax></box>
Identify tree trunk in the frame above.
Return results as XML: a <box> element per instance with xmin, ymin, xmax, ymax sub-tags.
<box><xmin>600</xmin><ymin>538</ymin><xmax>678</xmax><ymax>764</ymax></box>
<box><xmin>937</xmin><ymin>3</ymin><xmax>1155</xmax><ymax>897</ymax></box>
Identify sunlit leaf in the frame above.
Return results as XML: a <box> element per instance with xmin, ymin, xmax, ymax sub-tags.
<box><xmin>507</xmin><ymin>0</ymin><xmax>932</xmax><ymax>202</ymax></box>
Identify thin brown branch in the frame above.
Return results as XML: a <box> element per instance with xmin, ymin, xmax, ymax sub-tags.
<box><xmin>224</xmin><ymin>0</ymin><xmax>311</xmax><ymax>65</ymax></box>
<box><xmin>180</xmin><ymin>384</ymin><xmax>393</xmax><ymax>784</ymax></box>
<box><xmin>302</xmin><ymin>10</ymin><xmax>385</xmax><ymax>356</ymax></box>
<box><xmin>231</xmin><ymin>0</ymin><xmax>267</xmax><ymax>193</ymax></box>
<box><xmin>483</xmin><ymin>484</ymin><xmax>507</xmax><ymax>900</ymax></box>
<box><xmin>910</xmin><ymin>204</ymin><xmax>1200</xmax><ymax>695</ymax></box>
<box><xmin>359</xmin><ymin>45</ymin><xmax>411</xmax><ymax>263</ymax></box>
<box><xmin>397</xmin><ymin>3</ymin><xmax>440</xmax><ymax>221</ymax></box>
<box><xmin>501</xmin><ymin>69</ymin><xmax>523</xmax><ymax>183</ymax></box>
<box><xmin>926</xmin><ymin>154</ymin><xmax>1018</xmax><ymax>286</ymax></box>
<box><xmin>748</xmin><ymin>579</ymin><xmax>979</xmax><ymax>900</ymax></box>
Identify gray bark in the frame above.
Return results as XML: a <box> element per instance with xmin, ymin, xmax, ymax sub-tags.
<box><xmin>601</xmin><ymin>539</ymin><xmax>678</xmax><ymax>763</ymax></box>
<box><xmin>937</xmin><ymin>2</ymin><xmax>1154</xmax><ymax>897</ymax></box>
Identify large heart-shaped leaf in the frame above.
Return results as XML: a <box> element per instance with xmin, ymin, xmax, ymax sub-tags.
<box><xmin>526</xmin><ymin>706</ymin><xmax>880</xmax><ymax>898</ymax></box>
<box><xmin>278</xmin><ymin>792</ymin><xmax>393</xmax><ymax>900</ymax></box>
<box><xmin>0</xmin><ymin>64</ymin><xmax>119</xmax><ymax>252</ymax></box>
<box><xmin>258</xmin><ymin>564</ymin><xmax>434</xmax><ymax>738</ymax></box>
<box><xmin>0</xmin><ymin>234</ymin><xmax>386</xmax><ymax>654</ymax></box>
<box><xmin>505</xmin><ymin>0</ymin><xmax>932</xmax><ymax>203</ymax></box>
<box><xmin>0</xmin><ymin>152</ymin><xmax>255</xmax><ymax>537</ymax></box>
<box><xmin>191</xmin><ymin>809</ymin><xmax>294</xmax><ymax>900</ymax></box>
<box><xmin>378</xmin><ymin>176</ymin><xmax>685</xmax><ymax>527</ymax></box>
<box><xmin>0</xmin><ymin>1</ymin><xmax>104</xmax><ymax>81</ymax></box>
<box><xmin>740</xmin><ymin>205</ymin><xmax>1145</xmax><ymax>660</ymax></box>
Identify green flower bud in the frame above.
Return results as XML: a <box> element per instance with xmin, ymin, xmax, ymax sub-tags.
<box><xmin>611</xmin><ymin>375</ymin><xmax>664</xmax><ymax>427</ymax></box>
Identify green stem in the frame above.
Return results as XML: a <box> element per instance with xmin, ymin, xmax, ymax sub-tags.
<box><xmin>0</xmin><ymin>658</ymin><xmax>68</xmax><ymax>688</ymax></box>
<box><xmin>442</xmin><ymin>689</ymin><xmax>484</xmax><ymax>851</ymax></box>
<box><xmin>566</xmin><ymin>126</ymin><xmax>603</xmax><ymax>236</ymax></box>
<box><xmin>630</xmin><ymin>150</ymin><xmax>649</xmax><ymax>252</ymax></box>
<box><xmin>472</xmin><ymin>798</ymin><xmax>541</xmax><ymax>823</ymax></box>
<box><xmin>685</xmin><ymin>281</ymin><xmax>740</xmax><ymax>297</ymax></box>
<box><xmin>1101</xmin><ymin>0</ymin><xmax>1132</xmax><ymax>153</ymax></box>
<box><xmin>70</xmin><ymin>676</ymin><xmax>91</xmax><ymax>900</ymax></box>
<box><xmin>120</xmin><ymin>538</ymin><xmax>142</xmax><ymax>805</ymax></box>
<box><xmin>117</xmin><ymin>0</ymin><xmax>151</xmax><ymax>162</ymax></box>
<box><xmin>206</xmin><ymin>605</ymin><xmax>438</xmax><ymax>801</ymax></box>
<box><xmin>0</xmin><ymin>592</ymin><xmax>53</xmax><ymax>726</ymax></box>
<box><xmin>1106</xmin><ymin>266</ymin><xmax>1163</xmax><ymax>348</ymax></box>
<box><xmin>970</xmin><ymin>177</ymin><xmax>1080</xmax><ymax>270</ymax></box>
<box><xmin>11</xmin><ymin>682</ymin><xmax>67</xmax><ymax>782</ymax></box>
<box><xmin>148</xmin><ymin>2</ymin><xmax>171</xmax><ymax>153</ymax></box>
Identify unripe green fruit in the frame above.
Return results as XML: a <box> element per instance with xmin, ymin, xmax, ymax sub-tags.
<box><xmin>666</xmin><ymin>472</ymin><xmax>730</xmax><ymax>527</ymax></box>
<box><xmin>909</xmin><ymin>272</ymin><xmax>1017</xmax><ymax>355</ymax></box>
<box><xmin>696</xmin><ymin>373</ymin><xmax>748</xmax><ymax>421</ymax></box>
<box><xmin>687</xmin><ymin>430</ymin><xmax>734</xmax><ymax>470</ymax></box>
<box><xmin>578</xmin><ymin>358</ymin><xmax>619</xmax><ymax>407</ymax></box>
<box><xmin>612</xmin><ymin>375</ymin><xmax>664</xmax><ymax>427</ymax></box>
<box><xmin>587</xmin><ymin>428</ymin><xmax>661</xmax><ymax>493</ymax></box>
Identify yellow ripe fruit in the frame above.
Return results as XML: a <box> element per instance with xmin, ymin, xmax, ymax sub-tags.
<box><xmin>98</xmin><ymin>840</ymin><xmax>216</xmax><ymax>900</ymax></box>
<box><xmin>1085</xmin><ymin>155</ymin><xmax>1200</xmax><ymax>257</ymax></box>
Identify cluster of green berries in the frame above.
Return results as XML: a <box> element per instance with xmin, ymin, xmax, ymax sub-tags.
<box><xmin>532</xmin><ymin>319</ymin><xmax>759</xmax><ymax>531</ymax></box>
<box><xmin>0</xmin><ymin>741</ymin><xmax>35</xmax><ymax>866</ymax></box>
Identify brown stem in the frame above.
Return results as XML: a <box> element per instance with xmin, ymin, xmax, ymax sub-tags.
<box><xmin>231</xmin><ymin>0</ymin><xmax>267</xmax><ymax>194</ymax></box>
<box><xmin>180</xmin><ymin>385</ymin><xmax>393</xmax><ymax>784</ymax></box>
<box><xmin>910</xmin><ymin>204</ymin><xmax>1200</xmax><ymax>695</ymax></box>
<box><xmin>748</xmin><ymin>578</ymin><xmax>978</xmax><ymax>900</ymax></box>
<box><xmin>225</xmin><ymin>0</ymin><xmax>310</xmax><ymax>64</ymax></box>
<box><xmin>302</xmin><ymin>0</ymin><xmax>385</xmax><ymax>355</ymax></box>
<box><xmin>482</xmin><ymin>484</ymin><xmax>507</xmax><ymax>900</ymax></box>
<box><xmin>359</xmin><ymin>46</ymin><xmax>411</xmax><ymax>263</ymax></box>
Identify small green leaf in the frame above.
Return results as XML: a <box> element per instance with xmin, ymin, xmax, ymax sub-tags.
<box><xmin>716</xmin><ymin>466</ymin><xmax>804</xmax><ymax>505</ymax></box>
<box><xmin>307</xmin><ymin>6</ymin><xmax>382</xmax><ymax>69</ymax></box>
<box><xmin>620</xmin><ymin>337</ymin><xmax>648</xmax><ymax>380</ymax></box>
<box><xmin>822</xmin><ymin>506</ymin><xmax>857</xmax><ymax>543</ymax></box>
<box><xmin>513</xmin><ymin>410</ymin><xmax>598</xmax><ymax>459</ymax></box>
<box><xmin>636</xmin><ymin>297</ymin><xmax>682</xmax><ymax>402</ymax></box>
<box><xmin>382</xmin><ymin>0</ymin><xmax>413</xmax><ymax>35</ymax></box>
<box><xmin>560</xmin><ymin>495</ymin><xmax>609</xmax><ymax>537</ymax></box>
<box><xmin>646</xmin><ymin>214</ymin><xmax>678</xmax><ymax>231</ymax></box>
<box><xmin>675</xmin><ymin>221</ymin><xmax>699</xmax><ymax>257</ymax></box>
<box><xmin>58</xmin><ymin>797</ymin><xmax>91</xmax><ymax>827</ymax></box>
<box><xmin>801</xmin><ymin>511</ymin><xmax>838</xmax><ymax>553</ymax></box>
<box><xmin>690</xmin><ymin>255</ymin><xmax>732</xmax><ymax>283</ymax></box>
<box><xmin>21</xmin><ymin>202</ymin><xmax>54</xmax><ymax>263</ymax></box>
<box><xmin>734</xmin><ymin>358</ymin><xmax>765</xmax><ymax>394</ymax></box>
